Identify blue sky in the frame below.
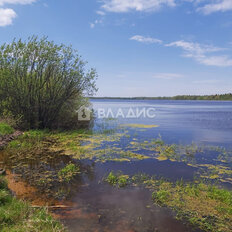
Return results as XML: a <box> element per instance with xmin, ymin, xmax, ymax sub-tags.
<box><xmin>0</xmin><ymin>0</ymin><xmax>232</xmax><ymax>97</ymax></box>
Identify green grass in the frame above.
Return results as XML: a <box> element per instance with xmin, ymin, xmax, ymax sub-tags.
<box><xmin>152</xmin><ymin>190</ymin><xmax>170</xmax><ymax>205</ymax></box>
<box><xmin>0</xmin><ymin>176</ymin><xmax>66</xmax><ymax>232</ymax></box>
<box><xmin>149</xmin><ymin>178</ymin><xmax>231</xmax><ymax>232</ymax></box>
<box><xmin>0</xmin><ymin>123</ymin><xmax>14</xmax><ymax>136</ymax></box>
<box><xmin>105</xmin><ymin>172</ymin><xmax>129</xmax><ymax>187</ymax></box>
<box><xmin>106</xmin><ymin>172</ymin><xmax>118</xmax><ymax>186</ymax></box>
<box><xmin>7</xmin><ymin>130</ymin><xmax>50</xmax><ymax>150</ymax></box>
<box><xmin>58</xmin><ymin>163</ymin><xmax>80</xmax><ymax>182</ymax></box>
<box><xmin>106</xmin><ymin>172</ymin><xmax>232</xmax><ymax>232</ymax></box>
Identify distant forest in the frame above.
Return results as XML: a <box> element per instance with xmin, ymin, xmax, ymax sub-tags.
<box><xmin>91</xmin><ymin>93</ymin><xmax>232</xmax><ymax>101</ymax></box>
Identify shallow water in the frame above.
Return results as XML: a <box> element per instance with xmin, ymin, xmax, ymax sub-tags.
<box><xmin>56</xmin><ymin>100</ymin><xmax>231</xmax><ymax>231</ymax></box>
<box><xmin>1</xmin><ymin>99</ymin><xmax>232</xmax><ymax>232</ymax></box>
<box><xmin>92</xmin><ymin>99</ymin><xmax>232</xmax><ymax>148</ymax></box>
<box><xmin>57</xmin><ymin>182</ymin><xmax>199</xmax><ymax>232</ymax></box>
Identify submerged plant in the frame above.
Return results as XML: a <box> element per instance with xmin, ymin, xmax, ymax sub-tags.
<box><xmin>105</xmin><ymin>171</ymin><xmax>129</xmax><ymax>187</ymax></box>
<box><xmin>58</xmin><ymin>163</ymin><xmax>80</xmax><ymax>182</ymax></box>
<box><xmin>152</xmin><ymin>190</ymin><xmax>170</xmax><ymax>205</ymax></box>
<box><xmin>105</xmin><ymin>171</ymin><xmax>232</xmax><ymax>232</ymax></box>
<box><xmin>106</xmin><ymin>172</ymin><xmax>118</xmax><ymax>186</ymax></box>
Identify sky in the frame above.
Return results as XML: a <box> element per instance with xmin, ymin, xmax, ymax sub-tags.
<box><xmin>0</xmin><ymin>0</ymin><xmax>232</xmax><ymax>97</ymax></box>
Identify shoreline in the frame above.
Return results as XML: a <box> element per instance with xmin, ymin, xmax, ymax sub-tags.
<box><xmin>90</xmin><ymin>97</ymin><xmax>232</xmax><ymax>101</ymax></box>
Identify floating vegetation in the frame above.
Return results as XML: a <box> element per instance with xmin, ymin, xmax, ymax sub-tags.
<box><xmin>105</xmin><ymin>172</ymin><xmax>232</xmax><ymax>232</ymax></box>
<box><xmin>120</xmin><ymin>124</ymin><xmax>159</xmax><ymax>129</ymax></box>
<box><xmin>58</xmin><ymin>163</ymin><xmax>80</xmax><ymax>182</ymax></box>
<box><xmin>3</xmin><ymin>127</ymin><xmax>232</xmax><ymax>186</ymax></box>
<box><xmin>1</xmin><ymin>123</ymin><xmax>232</xmax><ymax>232</ymax></box>
<box><xmin>198</xmin><ymin>164</ymin><xmax>232</xmax><ymax>184</ymax></box>
<box><xmin>126</xmin><ymin>136</ymin><xmax>232</xmax><ymax>185</ymax></box>
<box><xmin>105</xmin><ymin>171</ymin><xmax>129</xmax><ymax>188</ymax></box>
<box><xmin>1</xmin><ymin>131</ymin><xmax>95</xmax><ymax>199</ymax></box>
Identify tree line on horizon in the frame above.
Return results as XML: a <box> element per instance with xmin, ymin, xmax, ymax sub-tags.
<box><xmin>92</xmin><ymin>93</ymin><xmax>232</xmax><ymax>101</ymax></box>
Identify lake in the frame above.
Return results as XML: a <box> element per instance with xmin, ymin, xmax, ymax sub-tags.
<box><xmin>55</xmin><ymin>99</ymin><xmax>231</xmax><ymax>231</ymax></box>
<box><xmin>92</xmin><ymin>99</ymin><xmax>232</xmax><ymax>148</ymax></box>
<box><xmin>1</xmin><ymin>99</ymin><xmax>232</xmax><ymax>232</ymax></box>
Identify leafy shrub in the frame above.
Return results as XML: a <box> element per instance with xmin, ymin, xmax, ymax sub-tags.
<box><xmin>0</xmin><ymin>36</ymin><xmax>97</xmax><ymax>129</ymax></box>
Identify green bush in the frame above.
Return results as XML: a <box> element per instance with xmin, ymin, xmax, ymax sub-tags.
<box><xmin>0</xmin><ymin>36</ymin><xmax>97</xmax><ymax>129</ymax></box>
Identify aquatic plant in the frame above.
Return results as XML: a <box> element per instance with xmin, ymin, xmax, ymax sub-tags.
<box><xmin>106</xmin><ymin>172</ymin><xmax>118</xmax><ymax>186</ymax></box>
<box><xmin>152</xmin><ymin>190</ymin><xmax>170</xmax><ymax>205</ymax></box>
<box><xmin>120</xmin><ymin>124</ymin><xmax>159</xmax><ymax>129</ymax></box>
<box><xmin>58</xmin><ymin>163</ymin><xmax>80</xmax><ymax>182</ymax></box>
<box><xmin>120</xmin><ymin>173</ymin><xmax>232</xmax><ymax>232</ymax></box>
<box><xmin>118</xmin><ymin>175</ymin><xmax>129</xmax><ymax>187</ymax></box>
<box><xmin>105</xmin><ymin>172</ymin><xmax>129</xmax><ymax>188</ymax></box>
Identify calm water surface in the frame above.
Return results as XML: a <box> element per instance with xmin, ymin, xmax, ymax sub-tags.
<box><xmin>57</xmin><ymin>100</ymin><xmax>231</xmax><ymax>231</ymax></box>
<box><xmin>3</xmin><ymin>100</ymin><xmax>232</xmax><ymax>232</ymax></box>
<box><xmin>92</xmin><ymin>99</ymin><xmax>232</xmax><ymax>148</ymax></box>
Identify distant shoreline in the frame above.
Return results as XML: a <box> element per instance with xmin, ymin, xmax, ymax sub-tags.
<box><xmin>90</xmin><ymin>93</ymin><xmax>232</xmax><ymax>101</ymax></box>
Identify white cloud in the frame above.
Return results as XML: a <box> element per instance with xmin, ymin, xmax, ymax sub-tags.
<box><xmin>166</xmin><ymin>40</ymin><xmax>223</xmax><ymax>55</ymax></box>
<box><xmin>0</xmin><ymin>0</ymin><xmax>39</xmax><ymax>27</ymax></box>
<box><xmin>99</xmin><ymin>0</ymin><xmax>232</xmax><ymax>15</ymax></box>
<box><xmin>101</xmin><ymin>0</ymin><xmax>176</xmax><ymax>13</ymax></box>
<box><xmin>0</xmin><ymin>0</ymin><xmax>36</xmax><ymax>6</ymax></box>
<box><xmin>130</xmin><ymin>35</ymin><xmax>162</xmax><ymax>44</ymax></box>
<box><xmin>197</xmin><ymin>0</ymin><xmax>232</xmax><ymax>14</ymax></box>
<box><xmin>153</xmin><ymin>73</ymin><xmax>184</xmax><ymax>79</ymax></box>
<box><xmin>90</xmin><ymin>19</ymin><xmax>103</xmax><ymax>28</ymax></box>
<box><xmin>193</xmin><ymin>79</ymin><xmax>221</xmax><ymax>84</ymax></box>
<box><xmin>129</xmin><ymin>36</ymin><xmax>232</xmax><ymax>67</ymax></box>
<box><xmin>166</xmin><ymin>40</ymin><xmax>232</xmax><ymax>67</ymax></box>
<box><xmin>96</xmin><ymin>10</ymin><xmax>105</xmax><ymax>15</ymax></box>
<box><xmin>0</xmin><ymin>8</ymin><xmax>16</xmax><ymax>26</ymax></box>
<box><xmin>199</xmin><ymin>55</ymin><xmax>232</xmax><ymax>67</ymax></box>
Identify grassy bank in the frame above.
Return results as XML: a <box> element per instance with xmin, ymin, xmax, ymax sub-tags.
<box><xmin>106</xmin><ymin>172</ymin><xmax>232</xmax><ymax>232</ymax></box>
<box><xmin>0</xmin><ymin>175</ymin><xmax>65</xmax><ymax>232</ymax></box>
<box><xmin>0</xmin><ymin>123</ymin><xmax>14</xmax><ymax>137</ymax></box>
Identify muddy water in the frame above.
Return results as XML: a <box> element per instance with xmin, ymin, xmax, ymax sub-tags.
<box><xmin>53</xmin><ymin>160</ymin><xmax>199</xmax><ymax>231</ymax></box>
<box><xmin>55</xmin><ymin>182</ymin><xmax>196</xmax><ymax>232</ymax></box>
<box><xmin>0</xmin><ymin>152</ymin><xmax>200</xmax><ymax>232</ymax></box>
